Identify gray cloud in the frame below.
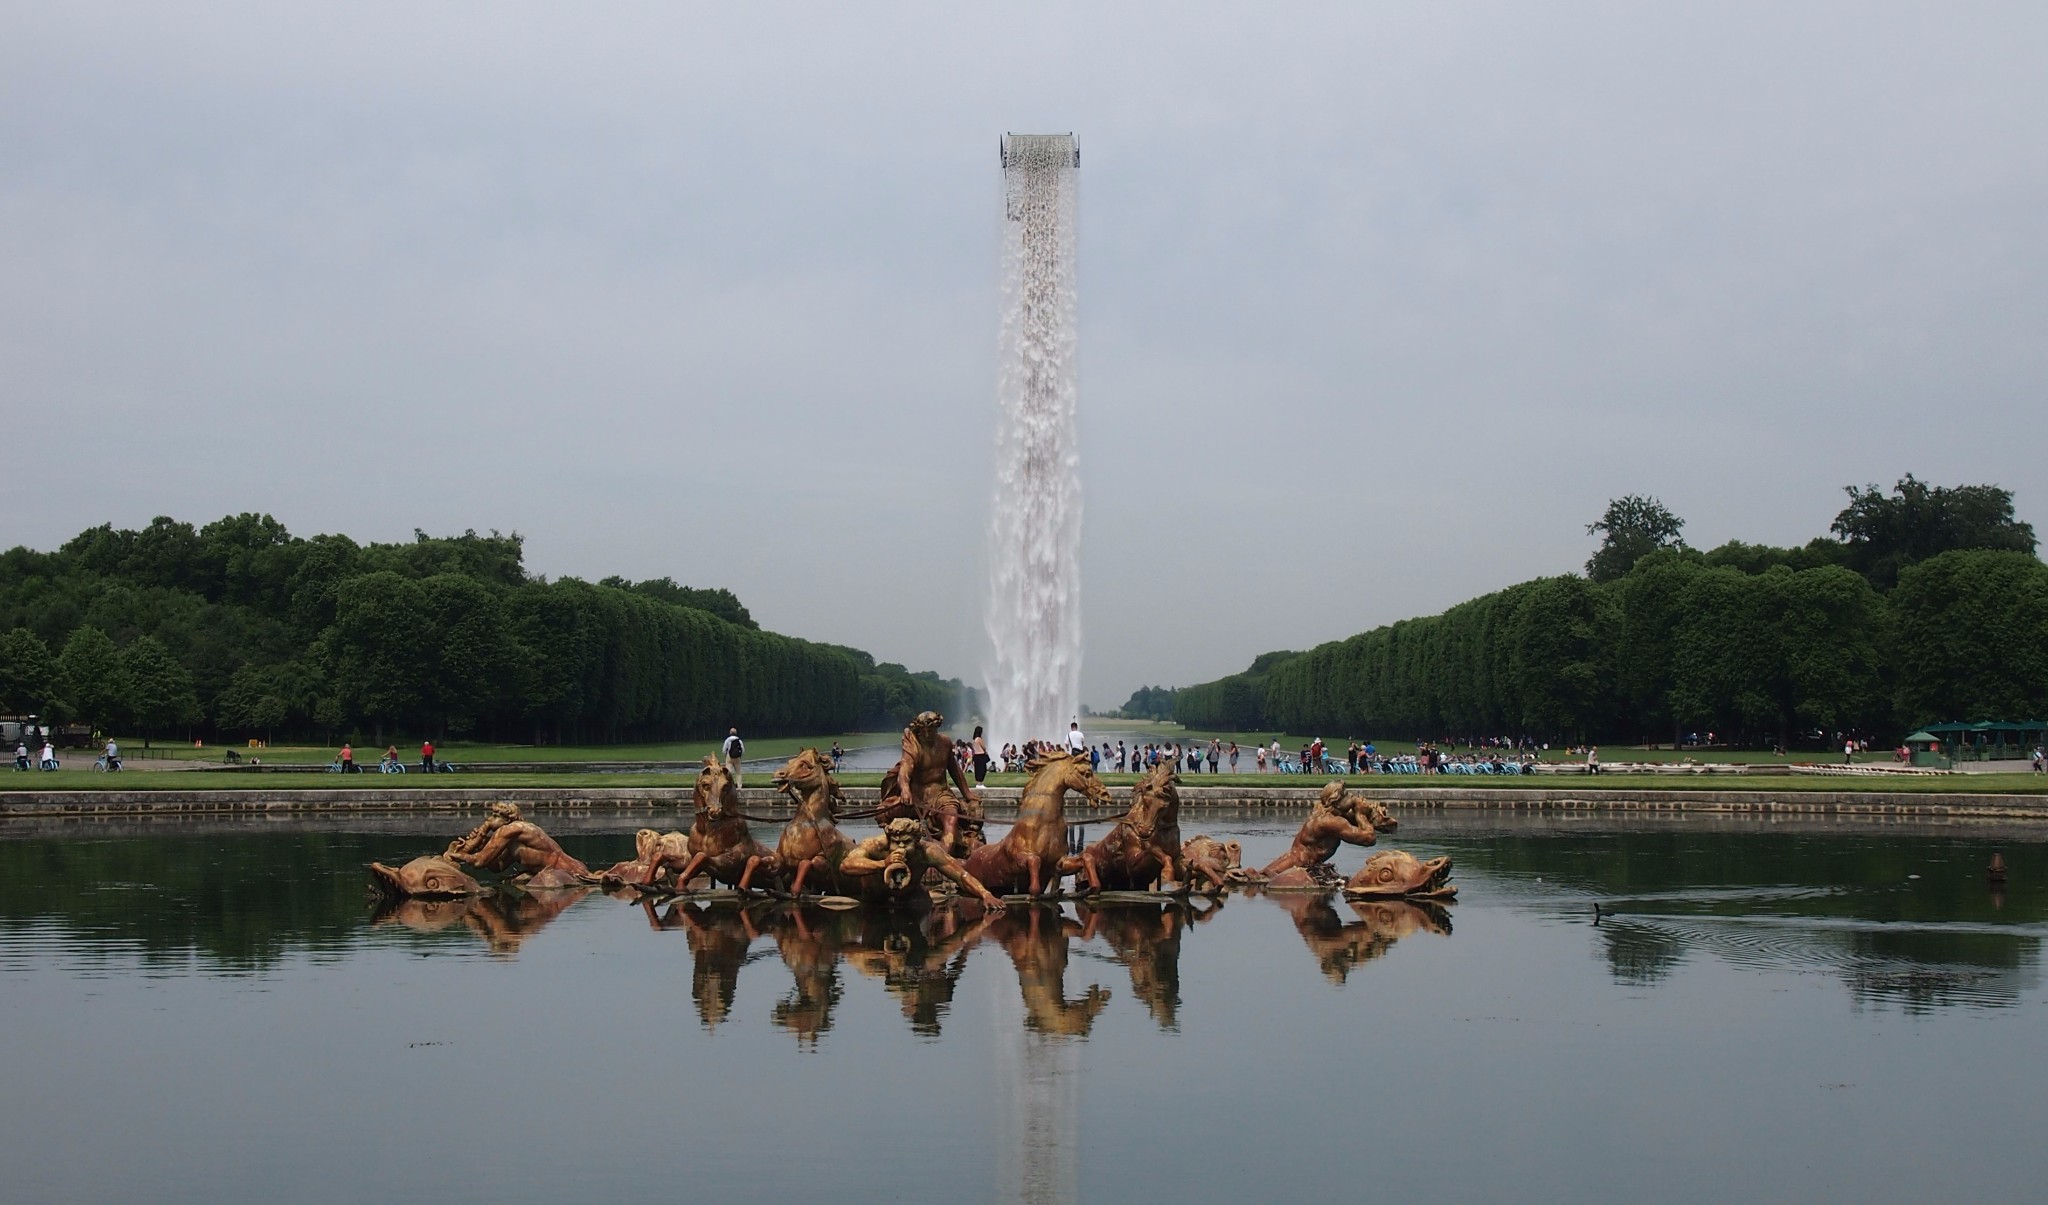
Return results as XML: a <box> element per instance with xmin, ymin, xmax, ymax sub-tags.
<box><xmin>4</xmin><ymin>1</ymin><xmax>2043</xmax><ymax>708</ymax></box>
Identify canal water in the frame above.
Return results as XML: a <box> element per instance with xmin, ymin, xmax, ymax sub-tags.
<box><xmin>1</xmin><ymin>809</ymin><xmax>2041</xmax><ymax>1203</ymax></box>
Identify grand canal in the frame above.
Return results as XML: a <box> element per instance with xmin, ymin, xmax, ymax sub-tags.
<box><xmin>2</xmin><ymin>809</ymin><xmax>2040</xmax><ymax>1203</ymax></box>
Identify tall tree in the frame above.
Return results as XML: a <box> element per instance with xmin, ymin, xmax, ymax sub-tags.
<box><xmin>1586</xmin><ymin>495</ymin><xmax>1687</xmax><ymax>583</ymax></box>
<box><xmin>123</xmin><ymin>636</ymin><xmax>201</xmax><ymax>747</ymax></box>
<box><xmin>1890</xmin><ymin>550</ymin><xmax>2048</xmax><ymax>724</ymax></box>
<box><xmin>1830</xmin><ymin>474</ymin><xmax>2037</xmax><ymax>589</ymax></box>
<box><xmin>57</xmin><ymin>626</ymin><xmax>127</xmax><ymax>729</ymax></box>
<box><xmin>0</xmin><ymin>627</ymin><xmax>59</xmax><ymax>715</ymax></box>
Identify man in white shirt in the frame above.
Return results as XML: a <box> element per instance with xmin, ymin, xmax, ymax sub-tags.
<box><xmin>1066</xmin><ymin>721</ymin><xmax>1086</xmax><ymax>754</ymax></box>
<box><xmin>722</xmin><ymin>727</ymin><xmax>745</xmax><ymax>787</ymax></box>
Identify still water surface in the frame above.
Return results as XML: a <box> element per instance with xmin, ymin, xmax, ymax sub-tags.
<box><xmin>1</xmin><ymin>810</ymin><xmax>2042</xmax><ymax>1203</ymax></box>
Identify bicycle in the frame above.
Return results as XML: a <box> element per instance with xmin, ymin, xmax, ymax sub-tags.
<box><xmin>94</xmin><ymin>756</ymin><xmax>121</xmax><ymax>772</ymax></box>
<box><xmin>380</xmin><ymin>759</ymin><xmax>406</xmax><ymax>774</ymax></box>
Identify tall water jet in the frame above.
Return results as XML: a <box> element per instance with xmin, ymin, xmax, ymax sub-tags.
<box><xmin>985</xmin><ymin>133</ymin><xmax>1081</xmax><ymax>747</ymax></box>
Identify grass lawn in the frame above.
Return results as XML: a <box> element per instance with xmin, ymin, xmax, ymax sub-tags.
<box><xmin>2</xmin><ymin>770</ymin><xmax>705</xmax><ymax>791</ymax></box>
<box><xmin>112</xmin><ymin>732</ymin><xmax>907</xmax><ymax>767</ymax></box>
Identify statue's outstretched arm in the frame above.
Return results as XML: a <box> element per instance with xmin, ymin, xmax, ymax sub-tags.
<box><xmin>840</xmin><ymin>839</ymin><xmax>889</xmax><ymax>875</ymax></box>
<box><xmin>1335</xmin><ymin>820</ymin><xmax>1379</xmax><ymax>848</ymax></box>
<box><xmin>927</xmin><ymin>842</ymin><xmax>1005</xmax><ymax>910</ymax></box>
<box><xmin>457</xmin><ymin>826</ymin><xmax>522</xmax><ymax>870</ymax></box>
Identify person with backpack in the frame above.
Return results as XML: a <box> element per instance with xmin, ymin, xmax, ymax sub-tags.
<box><xmin>722</xmin><ymin>727</ymin><xmax>745</xmax><ymax>787</ymax></box>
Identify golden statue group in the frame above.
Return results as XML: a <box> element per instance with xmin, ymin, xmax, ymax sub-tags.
<box><xmin>372</xmin><ymin>704</ymin><xmax>1458</xmax><ymax>901</ymax></box>
<box><xmin>366</xmin><ymin>712</ymin><xmax>1458</xmax><ymax>1037</ymax></box>
<box><xmin>371</xmin><ymin>711</ymin><xmax>1456</xmax><ymax>911</ymax></box>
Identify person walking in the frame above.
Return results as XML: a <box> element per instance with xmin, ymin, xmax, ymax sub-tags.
<box><xmin>971</xmin><ymin>725</ymin><xmax>990</xmax><ymax>784</ymax></box>
<box><xmin>1586</xmin><ymin>746</ymin><xmax>1600</xmax><ymax>775</ymax></box>
<box><xmin>722</xmin><ymin>727</ymin><xmax>745</xmax><ymax>787</ymax></box>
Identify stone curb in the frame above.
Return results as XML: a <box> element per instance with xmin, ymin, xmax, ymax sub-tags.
<box><xmin>3</xmin><ymin>784</ymin><xmax>2046</xmax><ymax>819</ymax></box>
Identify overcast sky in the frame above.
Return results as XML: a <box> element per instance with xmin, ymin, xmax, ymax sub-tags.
<box><xmin>4</xmin><ymin>2</ymin><xmax>2044</xmax><ymax>708</ymax></box>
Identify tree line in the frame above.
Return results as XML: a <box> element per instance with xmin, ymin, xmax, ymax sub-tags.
<box><xmin>1175</xmin><ymin>478</ymin><xmax>2047</xmax><ymax>747</ymax></box>
<box><xmin>0</xmin><ymin>515</ymin><xmax>968</xmax><ymax>745</ymax></box>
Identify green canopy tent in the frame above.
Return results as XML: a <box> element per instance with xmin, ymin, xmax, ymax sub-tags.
<box><xmin>1914</xmin><ymin>721</ymin><xmax>2047</xmax><ymax>765</ymax></box>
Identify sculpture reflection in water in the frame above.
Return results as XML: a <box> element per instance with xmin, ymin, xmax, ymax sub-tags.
<box><xmin>370</xmin><ymin>885</ymin><xmax>593</xmax><ymax>958</ymax></box>
<box><xmin>365</xmin><ymin>763</ymin><xmax>1456</xmax><ymax>1035</ymax></box>
<box><xmin>1255</xmin><ymin>887</ymin><xmax>1454</xmax><ymax>984</ymax></box>
<box><xmin>1075</xmin><ymin>897</ymin><xmax>1222</xmax><ymax>1030</ymax></box>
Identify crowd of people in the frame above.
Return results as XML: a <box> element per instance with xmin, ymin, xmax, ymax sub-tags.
<box><xmin>935</xmin><ymin>726</ymin><xmax>1561</xmax><ymax>778</ymax></box>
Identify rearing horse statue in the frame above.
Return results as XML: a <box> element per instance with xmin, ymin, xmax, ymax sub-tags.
<box><xmin>1061</xmin><ymin>760</ymin><xmax>1221</xmax><ymax>894</ymax></box>
<box><xmin>754</xmin><ymin>747</ymin><xmax>854</xmax><ymax>896</ymax></box>
<box><xmin>964</xmin><ymin>749</ymin><xmax>1115</xmax><ymax>897</ymax></box>
<box><xmin>673</xmin><ymin>757</ymin><xmax>774</xmax><ymax>892</ymax></box>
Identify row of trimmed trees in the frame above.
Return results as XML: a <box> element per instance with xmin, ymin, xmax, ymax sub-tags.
<box><xmin>1177</xmin><ymin>479</ymin><xmax>2047</xmax><ymax>747</ymax></box>
<box><xmin>0</xmin><ymin>515</ymin><xmax>965</xmax><ymax>744</ymax></box>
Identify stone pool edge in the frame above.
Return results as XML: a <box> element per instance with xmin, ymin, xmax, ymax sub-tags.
<box><xmin>4</xmin><ymin>784</ymin><xmax>2047</xmax><ymax>820</ymax></box>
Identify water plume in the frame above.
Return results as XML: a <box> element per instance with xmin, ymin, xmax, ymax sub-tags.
<box><xmin>985</xmin><ymin>133</ymin><xmax>1081</xmax><ymax>747</ymax></box>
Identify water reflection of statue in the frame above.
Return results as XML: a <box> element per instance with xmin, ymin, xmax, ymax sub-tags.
<box><xmin>368</xmin><ymin>885</ymin><xmax>591</xmax><ymax>958</ymax></box>
<box><xmin>642</xmin><ymin>900</ymin><xmax>759</xmax><ymax>1030</ymax></box>
<box><xmin>1259</xmin><ymin>889</ymin><xmax>1449</xmax><ymax>983</ymax></box>
<box><xmin>1077</xmin><ymin>899</ymin><xmax>1221</xmax><ymax>1030</ymax></box>
<box><xmin>988</xmin><ymin>906</ymin><xmax>1111</xmax><ymax>1036</ymax></box>
<box><xmin>839</xmin><ymin>907</ymin><xmax>995</xmax><ymax>1036</ymax></box>
<box><xmin>877</xmin><ymin>710</ymin><xmax>983</xmax><ymax>858</ymax></box>
<box><xmin>766</xmin><ymin>906</ymin><xmax>850</xmax><ymax>1045</ymax></box>
<box><xmin>465</xmin><ymin>888</ymin><xmax>592</xmax><ymax>956</ymax></box>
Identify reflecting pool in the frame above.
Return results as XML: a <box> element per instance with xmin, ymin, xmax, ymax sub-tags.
<box><xmin>2</xmin><ymin>810</ymin><xmax>2042</xmax><ymax>1203</ymax></box>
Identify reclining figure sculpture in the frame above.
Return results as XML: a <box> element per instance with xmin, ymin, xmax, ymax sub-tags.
<box><xmin>1258</xmin><ymin>781</ymin><xmax>1393</xmax><ymax>889</ymax></box>
<box><xmin>443</xmin><ymin>801</ymin><xmax>590</xmax><ymax>889</ymax></box>
<box><xmin>590</xmin><ymin>828</ymin><xmax>693</xmax><ymax>890</ymax></box>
